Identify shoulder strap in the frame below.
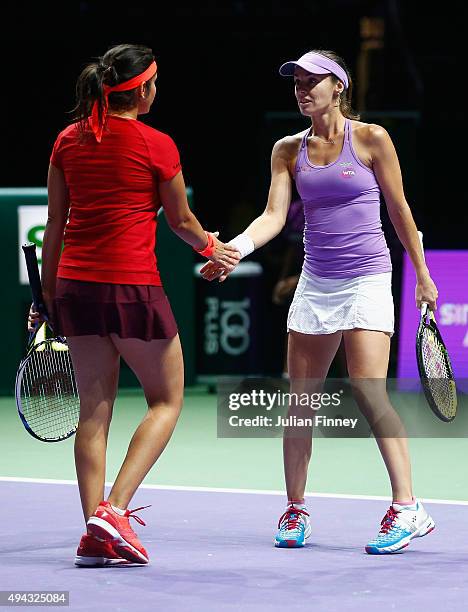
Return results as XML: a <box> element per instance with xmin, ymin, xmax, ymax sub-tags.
<box><xmin>301</xmin><ymin>127</ymin><xmax>311</xmax><ymax>149</ymax></box>
<box><xmin>295</xmin><ymin>128</ymin><xmax>310</xmax><ymax>174</ymax></box>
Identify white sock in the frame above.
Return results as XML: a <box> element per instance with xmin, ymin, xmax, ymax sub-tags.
<box><xmin>287</xmin><ymin>500</ymin><xmax>307</xmax><ymax>512</ymax></box>
<box><xmin>393</xmin><ymin>498</ymin><xmax>418</xmax><ymax>510</ymax></box>
<box><xmin>110</xmin><ymin>504</ymin><xmax>126</xmax><ymax>516</ymax></box>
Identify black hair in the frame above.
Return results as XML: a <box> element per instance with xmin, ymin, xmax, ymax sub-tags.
<box><xmin>310</xmin><ymin>49</ymin><xmax>360</xmax><ymax>120</ymax></box>
<box><xmin>71</xmin><ymin>43</ymin><xmax>155</xmax><ymax>136</ymax></box>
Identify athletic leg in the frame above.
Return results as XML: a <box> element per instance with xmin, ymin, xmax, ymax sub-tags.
<box><xmin>285</xmin><ymin>330</ymin><xmax>343</xmax><ymax>501</ymax></box>
<box><xmin>67</xmin><ymin>335</ymin><xmax>120</xmax><ymax>523</ymax></box>
<box><xmin>343</xmin><ymin>330</ymin><xmax>435</xmax><ymax>554</ymax></box>
<box><xmin>275</xmin><ymin>330</ymin><xmax>343</xmax><ymax>547</ymax></box>
<box><xmin>106</xmin><ymin>333</ymin><xmax>184</xmax><ymax>510</ymax></box>
<box><xmin>343</xmin><ymin>329</ymin><xmax>412</xmax><ymax>501</ymax></box>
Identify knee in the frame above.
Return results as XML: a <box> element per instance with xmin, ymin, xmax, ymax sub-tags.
<box><xmin>76</xmin><ymin>413</ymin><xmax>112</xmax><ymax>431</ymax></box>
<box><xmin>78</xmin><ymin>398</ymin><xmax>114</xmax><ymax>424</ymax></box>
<box><xmin>147</xmin><ymin>393</ymin><xmax>184</xmax><ymax>415</ymax></box>
<box><xmin>350</xmin><ymin>378</ymin><xmax>387</xmax><ymax>400</ymax></box>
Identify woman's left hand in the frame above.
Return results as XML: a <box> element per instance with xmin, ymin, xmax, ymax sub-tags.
<box><xmin>415</xmin><ymin>272</ymin><xmax>438</xmax><ymax>311</ymax></box>
<box><xmin>27</xmin><ymin>304</ymin><xmax>43</xmax><ymax>333</ymax></box>
<box><xmin>27</xmin><ymin>293</ymin><xmax>54</xmax><ymax>332</ymax></box>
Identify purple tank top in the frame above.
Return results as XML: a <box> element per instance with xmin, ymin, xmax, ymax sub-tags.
<box><xmin>294</xmin><ymin>119</ymin><xmax>392</xmax><ymax>279</ymax></box>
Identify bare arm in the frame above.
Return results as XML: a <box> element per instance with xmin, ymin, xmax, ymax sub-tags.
<box><xmin>41</xmin><ymin>164</ymin><xmax>70</xmax><ymax>308</ymax></box>
<box><xmin>159</xmin><ymin>171</ymin><xmax>239</xmax><ymax>268</ymax></box>
<box><xmin>241</xmin><ymin>138</ymin><xmax>293</xmax><ymax>247</ymax></box>
<box><xmin>28</xmin><ymin>163</ymin><xmax>70</xmax><ymax>330</ymax></box>
<box><xmin>200</xmin><ymin>138</ymin><xmax>293</xmax><ymax>281</ymax></box>
<box><xmin>370</xmin><ymin>125</ymin><xmax>438</xmax><ymax>310</ymax></box>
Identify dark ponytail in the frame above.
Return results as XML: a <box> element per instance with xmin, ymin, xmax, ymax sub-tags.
<box><xmin>310</xmin><ymin>49</ymin><xmax>360</xmax><ymax>120</ymax></box>
<box><xmin>71</xmin><ymin>43</ymin><xmax>155</xmax><ymax>137</ymax></box>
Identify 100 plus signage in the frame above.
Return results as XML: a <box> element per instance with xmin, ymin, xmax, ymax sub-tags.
<box><xmin>398</xmin><ymin>250</ymin><xmax>468</xmax><ymax>383</ymax></box>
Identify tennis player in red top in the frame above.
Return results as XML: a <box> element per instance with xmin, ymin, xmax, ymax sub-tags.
<box><xmin>29</xmin><ymin>43</ymin><xmax>239</xmax><ymax>566</ymax></box>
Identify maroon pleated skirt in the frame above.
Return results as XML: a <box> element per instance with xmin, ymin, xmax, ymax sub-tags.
<box><xmin>54</xmin><ymin>279</ymin><xmax>178</xmax><ymax>341</ymax></box>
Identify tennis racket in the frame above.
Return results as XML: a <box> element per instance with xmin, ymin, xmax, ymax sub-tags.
<box><xmin>15</xmin><ymin>243</ymin><xmax>80</xmax><ymax>441</ymax></box>
<box><xmin>415</xmin><ymin>231</ymin><xmax>457</xmax><ymax>422</ymax></box>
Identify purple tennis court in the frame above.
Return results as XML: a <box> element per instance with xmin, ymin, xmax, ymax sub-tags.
<box><xmin>1</xmin><ymin>480</ymin><xmax>467</xmax><ymax>611</ymax></box>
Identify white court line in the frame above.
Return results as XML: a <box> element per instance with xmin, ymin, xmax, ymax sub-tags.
<box><xmin>1</xmin><ymin>476</ymin><xmax>468</xmax><ymax>506</ymax></box>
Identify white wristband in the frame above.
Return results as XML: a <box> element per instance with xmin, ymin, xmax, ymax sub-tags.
<box><xmin>228</xmin><ymin>233</ymin><xmax>255</xmax><ymax>259</ymax></box>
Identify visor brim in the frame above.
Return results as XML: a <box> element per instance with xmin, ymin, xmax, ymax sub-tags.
<box><xmin>279</xmin><ymin>60</ymin><xmax>331</xmax><ymax>77</ymax></box>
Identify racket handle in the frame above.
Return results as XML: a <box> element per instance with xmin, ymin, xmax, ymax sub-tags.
<box><xmin>417</xmin><ymin>230</ymin><xmax>425</xmax><ymax>263</ymax></box>
<box><xmin>416</xmin><ymin>231</ymin><xmax>429</xmax><ymax>315</ymax></box>
<box><xmin>22</xmin><ymin>243</ymin><xmax>48</xmax><ymax>318</ymax></box>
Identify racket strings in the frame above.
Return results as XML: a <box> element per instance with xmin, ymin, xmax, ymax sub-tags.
<box><xmin>421</xmin><ymin>329</ymin><xmax>450</xmax><ymax>378</ymax></box>
<box><xmin>420</xmin><ymin>328</ymin><xmax>457</xmax><ymax>420</ymax></box>
<box><xmin>19</xmin><ymin>341</ymin><xmax>79</xmax><ymax>440</ymax></box>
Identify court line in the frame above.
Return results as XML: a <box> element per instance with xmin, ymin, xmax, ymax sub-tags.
<box><xmin>1</xmin><ymin>476</ymin><xmax>468</xmax><ymax>506</ymax></box>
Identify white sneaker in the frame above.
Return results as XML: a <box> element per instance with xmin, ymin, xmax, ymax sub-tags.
<box><xmin>275</xmin><ymin>504</ymin><xmax>311</xmax><ymax>548</ymax></box>
<box><xmin>366</xmin><ymin>500</ymin><xmax>435</xmax><ymax>554</ymax></box>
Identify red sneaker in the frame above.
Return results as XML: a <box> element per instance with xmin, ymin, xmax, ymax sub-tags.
<box><xmin>87</xmin><ymin>500</ymin><xmax>150</xmax><ymax>564</ymax></box>
<box><xmin>74</xmin><ymin>533</ymin><xmax>130</xmax><ymax>567</ymax></box>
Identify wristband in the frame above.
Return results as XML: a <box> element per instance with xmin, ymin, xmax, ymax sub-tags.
<box><xmin>228</xmin><ymin>233</ymin><xmax>255</xmax><ymax>259</ymax></box>
<box><xmin>194</xmin><ymin>231</ymin><xmax>216</xmax><ymax>258</ymax></box>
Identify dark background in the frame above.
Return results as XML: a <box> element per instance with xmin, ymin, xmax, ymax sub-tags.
<box><xmin>1</xmin><ymin>1</ymin><xmax>464</xmax><ymax>375</ymax></box>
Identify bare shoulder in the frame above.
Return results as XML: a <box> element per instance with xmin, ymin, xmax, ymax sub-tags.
<box><xmin>351</xmin><ymin>121</ymin><xmax>393</xmax><ymax>149</ymax></box>
<box><xmin>272</xmin><ymin>131</ymin><xmax>308</xmax><ymax>160</ymax></box>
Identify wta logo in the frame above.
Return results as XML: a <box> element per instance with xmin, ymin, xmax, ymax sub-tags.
<box><xmin>340</xmin><ymin>162</ymin><xmax>355</xmax><ymax>178</ymax></box>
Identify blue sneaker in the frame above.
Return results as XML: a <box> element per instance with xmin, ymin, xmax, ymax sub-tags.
<box><xmin>365</xmin><ymin>500</ymin><xmax>435</xmax><ymax>554</ymax></box>
<box><xmin>275</xmin><ymin>504</ymin><xmax>311</xmax><ymax>548</ymax></box>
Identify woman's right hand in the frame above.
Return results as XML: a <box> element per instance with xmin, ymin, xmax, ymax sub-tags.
<box><xmin>199</xmin><ymin>259</ymin><xmax>237</xmax><ymax>283</ymax></box>
<box><xmin>208</xmin><ymin>234</ymin><xmax>241</xmax><ymax>271</ymax></box>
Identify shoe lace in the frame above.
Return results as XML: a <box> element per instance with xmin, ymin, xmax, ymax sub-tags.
<box><xmin>278</xmin><ymin>505</ymin><xmax>309</xmax><ymax>531</ymax></box>
<box><xmin>126</xmin><ymin>505</ymin><xmax>152</xmax><ymax>527</ymax></box>
<box><xmin>379</xmin><ymin>506</ymin><xmax>400</xmax><ymax>534</ymax></box>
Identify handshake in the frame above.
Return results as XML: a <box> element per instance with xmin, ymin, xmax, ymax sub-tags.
<box><xmin>197</xmin><ymin>232</ymin><xmax>255</xmax><ymax>283</ymax></box>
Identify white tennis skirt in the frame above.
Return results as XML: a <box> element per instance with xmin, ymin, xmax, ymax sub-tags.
<box><xmin>287</xmin><ymin>270</ymin><xmax>394</xmax><ymax>336</ymax></box>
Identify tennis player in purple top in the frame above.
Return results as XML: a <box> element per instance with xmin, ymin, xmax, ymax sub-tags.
<box><xmin>201</xmin><ymin>49</ymin><xmax>440</xmax><ymax>554</ymax></box>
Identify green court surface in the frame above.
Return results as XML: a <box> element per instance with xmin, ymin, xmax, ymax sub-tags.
<box><xmin>1</xmin><ymin>387</ymin><xmax>467</xmax><ymax>501</ymax></box>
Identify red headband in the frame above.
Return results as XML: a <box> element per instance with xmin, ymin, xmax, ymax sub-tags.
<box><xmin>90</xmin><ymin>60</ymin><xmax>157</xmax><ymax>142</ymax></box>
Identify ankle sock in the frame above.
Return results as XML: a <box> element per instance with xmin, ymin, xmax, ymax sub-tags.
<box><xmin>287</xmin><ymin>499</ymin><xmax>307</xmax><ymax>511</ymax></box>
<box><xmin>110</xmin><ymin>504</ymin><xmax>126</xmax><ymax>516</ymax></box>
<box><xmin>393</xmin><ymin>497</ymin><xmax>417</xmax><ymax>509</ymax></box>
